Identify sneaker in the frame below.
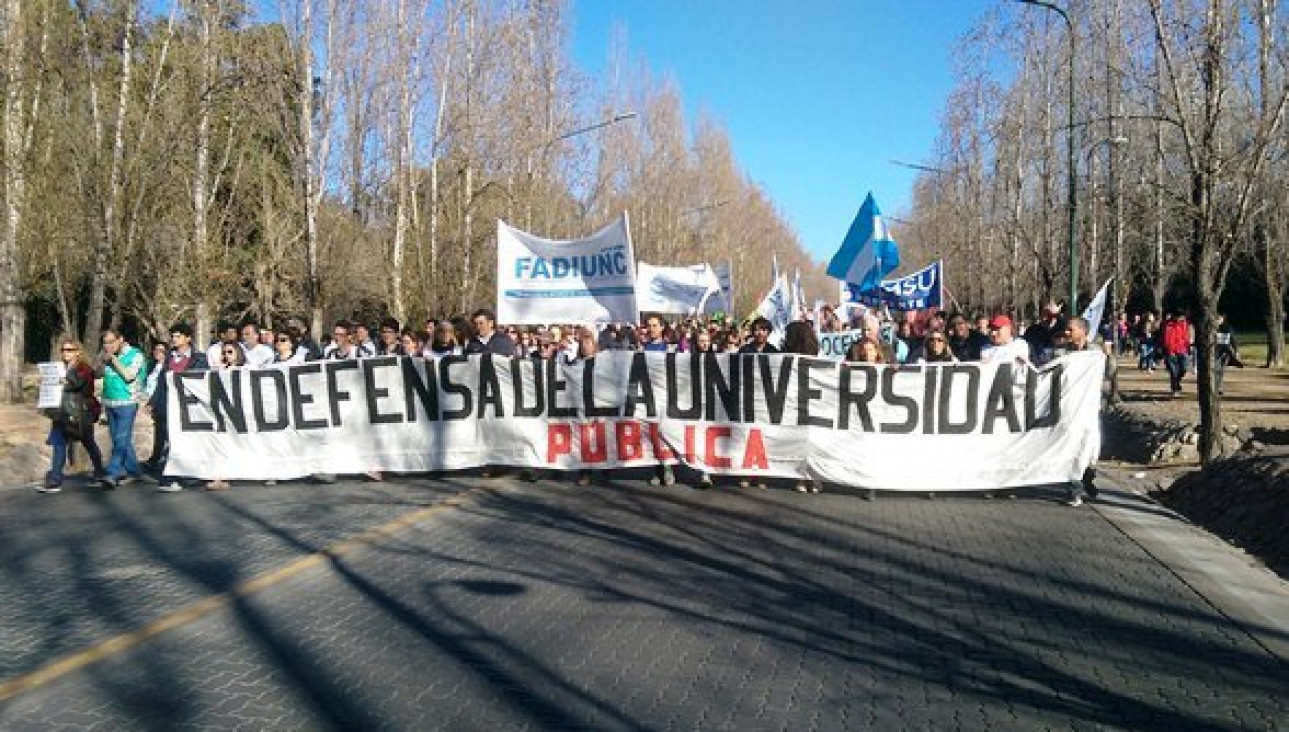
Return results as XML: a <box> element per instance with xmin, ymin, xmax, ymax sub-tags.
<box><xmin>118</xmin><ymin>475</ymin><xmax>141</xmax><ymax>486</ymax></box>
<box><xmin>864</xmin><ymin>489</ymin><xmax>876</xmax><ymax>501</ymax></box>
<box><xmin>810</xmin><ymin>482</ymin><xmax>822</xmax><ymax>494</ymax></box>
<box><xmin>1065</xmin><ymin>495</ymin><xmax>1083</xmax><ymax>507</ymax></box>
<box><xmin>35</xmin><ymin>483</ymin><xmax>61</xmax><ymax>494</ymax></box>
<box><xmin>661</xmin><ymin>466</ymin><xmax>675</xmax><ymax>487</ymax></box>
<box><xmin>576</xmin><ymin>472</ymin><xmax>591</xmax><ymax>487</ymax></box>
<box><xmin>98</xmin><ymin>477</ymin><xmax>118</xmax><ymax>491</ymax></box>
<box><xmin>264</xmin><ymin>480</ymin><xmax>278</xmax><ymax>486</ymax></box>
<box><xmin>738</xmin><ymin>479</ymin><xmax>751</xmax><ymax>489</ymax></box>
<box><xmin>157</xmin><ymin>481</ymin><xmax>183</xmax><ymax>493</ymax></box>
<box><xmin>139</xmin><ymin>473</ymin><xmax>159</xmax><ymax>485</ymax></box>
<box><xmin>795</xmin><ymin>482</ymin><xmax>809</xmax><ymax>493</ymax></box>
<box><xmin>648</xmin><ymin>475</ymin><xmax>662</xmax><ymax>486</ymax></box>
<box><xmin>697</xmin><ymin>473</ymin><xmax>713</xmax><ymax>489</ymax></box>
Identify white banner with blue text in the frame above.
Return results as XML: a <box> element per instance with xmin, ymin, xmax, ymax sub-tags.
<box><xmin>496</xmin><ymin>214</ymin><xmax>638</xmax><ymax>325</ymax></box>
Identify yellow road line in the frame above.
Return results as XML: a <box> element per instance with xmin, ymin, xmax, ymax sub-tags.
<box><xmin>0</xmin><ymin>485</ymin><xmax>492</xmax><ymax>703</ymax></box>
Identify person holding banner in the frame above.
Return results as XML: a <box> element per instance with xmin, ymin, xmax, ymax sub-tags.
<box><xmin>918</xmin><ymin>331</ymin><xmax>956</xmax><ymax>364</ymax></box>
<box><xmin>737</xmin><ymin>318</ymin><xmax>779</xmax><ymax>355</ymax></box>
<box><xmin>845</xmin><ymin>337</ymin><xmax>886</xmax><ymax>364</ymax></box>
<box><xmin>1059</xmin><ymin>317</ymin><xmax>1101</xmax><ymax>507</ymax></box>
<box><xmin>429</xmin><ymin>320</ymin><xmax>462</xmax><ymax>356</ymax></box>
<box><xmin>641</xmin><ymin>314</ymin><xmax>673</xmax><ymax>353</ymax></box>
<box><xmin>324</xmin><ymin>321</ymin><xmax>362</xmax><ymax>360</ymax></box>
<box><xmin>203</xmin><ymin>344</ymin><xmax>248</xmax><ymax>493</ymax></box>
<box><xmin>465</xmin><ymin>308</ymin><xmax>516</xmax><ymax>357</ymax></box>
<box><xmin>947</xmin><ymin>315</ymin><xmax>987</xmax><ymax>362</ymax></box>
<box><xmin>980</xmin><ymin>315</ymin><xmax>1031</xmax><ymax>366</ymax></box>
<box><xmin>782</xmin><ymin>322</ymin><xmax>823</xmax><ymax>494</ymax></box>
<box><xmin>272</xmin><ymin>330</ymin><xmax>306</xmax><ymax>365</ymax></box>
<box><xmin>574</xmin><ymin>327</ymin><xmax>605</xmax><ymax>488</ymax></box>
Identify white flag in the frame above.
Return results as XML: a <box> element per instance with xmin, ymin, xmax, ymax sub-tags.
<box><xmin>635</xmin><ymin>262</ymin><xmax>722</xmax><ymax>315</ymax></box>
<box><xmin>755</xmin><ymin>275</ymin><xmax>792</xmax><ymax>347</ymax></box>
<box><xmin>1082</xmin><ymin>277</ymin><xmax>1113</xmax><ymax>341</ymax></box>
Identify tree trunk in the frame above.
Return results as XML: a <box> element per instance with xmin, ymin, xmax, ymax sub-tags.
<box><xmin>0</xmin><ymin>0</ymin><xmax>26</xmax><ymax>401</ymax></box>
<box><xmin>1264</xmin><ymin>220</ymin><xmax>1285</xmax><ymax>367</ymax></box>
<box><xmin>85</xmin><ymin>0</ymin><xmax>136</xmax><ymax>353</ymax></box>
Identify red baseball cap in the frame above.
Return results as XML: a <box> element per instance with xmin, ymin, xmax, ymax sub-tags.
<box><xmin>988</xmin><ymin>315</ymin><xmax>1013</xmax><ymax>330</ymax></box>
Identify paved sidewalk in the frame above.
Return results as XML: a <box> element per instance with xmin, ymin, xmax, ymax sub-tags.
<box><xmin>0</xmin><ymin>476</ymin><xmax>1286</xmax><ymax>730</ymax></box>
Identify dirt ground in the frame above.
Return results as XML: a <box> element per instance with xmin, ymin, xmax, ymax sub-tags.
<box><xmin>1107</xmin><ymin>355</ymin><xmax>1289</xmax><ymax>578</ymax></box>
<box><xmin>1112</xmin><ymin>356</ymin><xmax>1289</xmax><ymax>444</ymax></box>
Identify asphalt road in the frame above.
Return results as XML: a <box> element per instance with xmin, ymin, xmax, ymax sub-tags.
<box><xmin>0</xmin><ymin>470</ymin><xmax>1285</xmax><ymax>731</ymax></box>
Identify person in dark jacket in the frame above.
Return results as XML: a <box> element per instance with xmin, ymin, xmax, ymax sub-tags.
<box><xmin>39</xmin><ymin>337</ymin><xmax>106</xmax><ymax>493</ymax></box>
<box><xmin>1215</xmin><ymin>313</ymin><xmax>1244</xmax><ymax>395</ymax></box>
<box><xmin>947</xmin><ymin>314</ymin><xmax>988</xmax><ymax>362</ymax></box>
<box><xmin>148</xmin><ymin>322</ymin><xmax>210</xmax><ymax>489</ymax></box>
<box><xmin>738</xmin><ymin>317</ymin><xmax>779</xmax><ymax>354</ymax></box>
<box><xmin>464</xmin><ymin>308</ymin><xmax>516</xmax><ymax>356</ymax></box>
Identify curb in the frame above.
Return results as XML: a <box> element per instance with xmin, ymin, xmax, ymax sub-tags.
<box><xmin>1090</xmin><ymin>469</ymin><xmax>1289</xmax><ymax>670</ymax></box>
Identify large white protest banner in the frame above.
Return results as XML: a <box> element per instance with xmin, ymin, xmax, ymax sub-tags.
<box><xmin>635</xmin><ymin>262</ymin><xmax>723</xmax><ymax>315</ymax></box>
<box><xmin>497</xmin><ymin>214</ymin><xmax>638</xmax><ymax>325</ymax></box>
<box><xmin>167</xmin><ymin>351</ymin><xmax>1103</xmax><ymax>491</ymax></box>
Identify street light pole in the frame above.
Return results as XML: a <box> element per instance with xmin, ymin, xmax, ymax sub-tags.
<box><xmin>1017</xmin><ymin>0</ymin><xmax>1077</xmax><ymax>312</ymax></box>
<box><xmin>526</xmin><ymin>112</ymin><xmax>637</xmax><ymax>230</ymax></box>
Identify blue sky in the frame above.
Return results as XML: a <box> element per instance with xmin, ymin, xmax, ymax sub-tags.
<box><xmin>570</xmin><ymin>1</ymin><xmax>994</xmax><ymax>264</ymax></box>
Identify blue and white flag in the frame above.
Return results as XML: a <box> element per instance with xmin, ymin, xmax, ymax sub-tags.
<box><xmin>827</xmin><ymin>192</ymin><xmax>900</xmax><ymax>291</ymax></box>
<box><xmin>844</xmin><ymin>260</ymin><xmax>943</xmax><ymax>312</ymax></box>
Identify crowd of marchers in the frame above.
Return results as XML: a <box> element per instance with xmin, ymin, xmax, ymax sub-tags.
<box><xmin>38</xmin><ymin>300</ymin><xmax>1135</xmax><ymax>503</ymax></box>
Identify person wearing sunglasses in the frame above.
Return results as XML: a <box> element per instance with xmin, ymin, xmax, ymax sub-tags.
<box><xmin>38</xmin><ymin>338</ymin><xmax>107</xmax><ymax>493</ymax></box>
<box><xmin>204</xmin><ymin>344</ymin><xmax>246</xmax><ymax>492</ymax></box>
<box><xmin>918</xmin><ymin>330</ymin><xmax>956</xmax><ymax>364</ymax></box>
<box><xmin>273</xmin><ymin>331</ymin><xmax>305</xmax><ymax>364</ymax></box>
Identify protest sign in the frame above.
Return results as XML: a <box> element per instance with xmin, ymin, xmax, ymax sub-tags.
<box><xmin>497</xmin><ymin>214</ymin><xmax>638</xmax><ymax>325</ymax></box>
<box><xmin>167</xmin><ymin>351</ymin><xmax>1103</xmax><ymax>491</ymax></box>
<box><xmin>817</xmin><ymin>329</ymin><xmax>864</xmax><ymax>361</ymax></box>
<box><xmin>36</xmin><ymin>362</ymin><xmax>65</xmax><ymax>409</ymax></box>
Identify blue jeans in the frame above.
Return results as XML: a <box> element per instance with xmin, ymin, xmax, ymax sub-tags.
<box><xmin>46</xmin><ymin>424</ymin><xmax>105</xmax><ymax>485</ymax></box>
<box><xmin>105</xmin><ymin>403</ymin><xmax>140</xmax><ymax>479</ymax></box>
<box><xmin>1138</xmin><ymin>341</ymin><xmax>1155</xmax><ymax>369</ymax></box>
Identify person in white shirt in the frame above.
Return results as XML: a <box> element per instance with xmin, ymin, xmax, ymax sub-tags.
<box><xmin>979</xmin><ymin>314</ymin><xmax>1031</xmax><ymax>365</ymax></box>
<box><xmin>323</xmin><ymin>320</ymin><xmax>361</xmax><ymax>360</ymax></box>
<box><xmin>239</xmin><ymin>322</ymin><xmax>276</xmax><ymax>368</ymax></box>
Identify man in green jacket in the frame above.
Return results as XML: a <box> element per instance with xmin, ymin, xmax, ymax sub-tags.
<box><xmin>99</xmin><ymin>329</ymin><xmax>145</xmax><ymax>488</ymax></box>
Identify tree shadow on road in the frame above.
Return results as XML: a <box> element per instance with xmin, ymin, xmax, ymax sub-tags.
<box><xmin>2</xmin><ymin>476</ymin><xmax>1287</xmax><ymax>730</ymax></box>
